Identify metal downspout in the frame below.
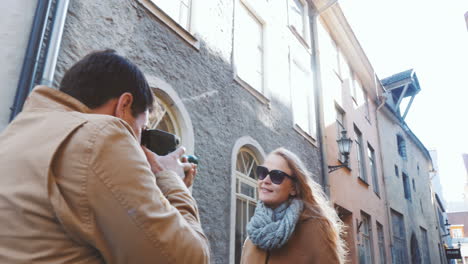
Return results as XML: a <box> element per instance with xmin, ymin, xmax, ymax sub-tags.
<box><xmin>40</xmin><ymin>0</ymin><xmax>70</xmax><ymax>87</ymax></box>
<box><xmin>9</xmin><ymin>0</ymin><xmax>53</xmax><ymax>121</ymax></box>
<box><xmin>375</xmin><ymin>78</ymin><xmax>396</xmax><ymax>264</ymax></box>
<box><xmin>310</xmin><ymin>11</ymin><xmax>329</xmax><ymax>196</ymax></box>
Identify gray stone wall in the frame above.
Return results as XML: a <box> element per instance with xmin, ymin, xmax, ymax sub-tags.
<box><xmin>54</xmin><ymin>0</ymin><xmax>323</xmax><ymax>262</ymax></box>
<box><xmin>377</xmin><ymin>108</ymin><xmax>441</xmax><ymax>263</ymax></box>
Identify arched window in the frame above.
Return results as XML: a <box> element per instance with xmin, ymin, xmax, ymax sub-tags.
<box><xmin>146</xmin><ymin>76</ymin><xmax>195</xmax><ymax>153</ymax></box>
<box><xmin>148</xmin><ymin>94</ymin><xmax>179</xmax><ymax>135</ymax></box>
<box><xmin>234</xmin><ymin>148</ymin><xmax>259</xmax><ymax>264</ymax></box>
<box><xmin>229</xmin><ymin>137</ymin><xmax>265</xmax><ymax>264</ymax></box>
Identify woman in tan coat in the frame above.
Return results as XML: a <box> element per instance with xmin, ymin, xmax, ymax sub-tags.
<box><xmin>240</xmin><ymin>148</ymin><xmax>346</xmax><ymax>264</ymax></box>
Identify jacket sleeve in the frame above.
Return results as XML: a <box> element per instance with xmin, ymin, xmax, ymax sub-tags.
<box><xmin>86</xmin><ymin>119</ymin><xmax>210</xmax><ymax>263</ymax></box>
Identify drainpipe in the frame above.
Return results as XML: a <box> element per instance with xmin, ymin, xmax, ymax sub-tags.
<box><xmin>10</xmin><ymin>0</ymin><xmax>53</xmax><ymax>121</ymax></box>
<box><xmin>40</xmin><ymin>0</ymin><xmax>70</xmax><ymax>87</ymax></box>
<box><xmin>374</xmin><ymin>75</ymin><xmax>395</xmax><ymax>263</ymax></box>
<box><xmin>310</xmin><ymin>0</ymin><xmax>339</xmax><ymax>196</ymax></box>
<box><xmin>311</xmin><ymin>11</ymin><xmax>329</xmax><ymax>196</ymax></box>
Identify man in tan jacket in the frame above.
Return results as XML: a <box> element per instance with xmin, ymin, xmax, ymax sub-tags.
<box><xmin>0</xmin><ymin>50</ymin><xmax>210</xmax><ymax>263</ymax></box>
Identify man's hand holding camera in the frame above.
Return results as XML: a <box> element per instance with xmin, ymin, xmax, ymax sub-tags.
<box><xmin>143</xmin><ymin>146</ymin><xmax>198</xmax><ymax>188</ymax></box>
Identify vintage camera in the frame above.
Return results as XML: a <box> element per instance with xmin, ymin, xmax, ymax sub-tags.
<box><xmin>141</xmin><ymin>129</ymin><xmax>199</xmax><ymax>165</ymax></box>
<box><xmin>141</xmin><ymin>129</ymin><xmax>180</xmax><ymax>156</ymax></box>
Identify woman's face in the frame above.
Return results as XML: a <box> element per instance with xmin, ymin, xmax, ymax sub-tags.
<box><xmin>258</xmin><ymin>154</ymin><xmax>297</xmax><ymax>208</ymax></box>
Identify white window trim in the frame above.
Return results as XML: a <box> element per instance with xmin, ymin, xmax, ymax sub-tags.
<box><xmin>145</xmin><ymin>75</ymin><xmax>195</xmax><ymax>154</ymax></box>
<box><xmin>286</xmin><ymin>0</ymin><xmax>311</xmax><ymax>50</ymax></box>
<box><xmin>288</xmin><ymin>49</ymin><xmax>317</xmax><ymax>143</ymax></box>
<box><xmin>229</xmin><ymin>137</ymin><xmax>266</xmax><ymax>264</ymax></box>
<box><xmin>137</xmin><ymin>0</ymin><xmax>200</xmax><ymax>50</ymax></box>
<box><xmin>232</xmin><ymin>0</ymin><xmax>270</xmax><ymax>105</ymax></box>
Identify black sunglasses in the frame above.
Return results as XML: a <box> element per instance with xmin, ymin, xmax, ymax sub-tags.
<box><xmin>256</xmin><ymin>165</ymin><xmax>296</xmax><ymax>185</ymax></box>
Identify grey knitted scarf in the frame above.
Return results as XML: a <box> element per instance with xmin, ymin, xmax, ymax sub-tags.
<box><xmin>247</xmin><ymin>199</ymin><xmax>304</xmax><ymax>250</ymax></box>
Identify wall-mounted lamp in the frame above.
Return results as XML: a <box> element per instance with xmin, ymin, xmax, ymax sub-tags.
<box><xmin>442</xmin><ymin>219</ymin><xmax>452</xmax><ymax>237</ymax></box>
<box><xmin>328</xmin><ymin>130</ymin><xmax>353</xmax><ymax>173</ymax></box>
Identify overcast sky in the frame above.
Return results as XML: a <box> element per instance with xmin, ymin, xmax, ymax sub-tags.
<box><xmin>339</xmin><ymin>0</ymin><xmax>468</xmax><ymax>202</ymax></box>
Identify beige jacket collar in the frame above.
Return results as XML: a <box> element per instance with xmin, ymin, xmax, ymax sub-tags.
<box><xmin>23</xmin><ymin>86</ymin><xmax>91</xmax><ymax>114</ymax></box>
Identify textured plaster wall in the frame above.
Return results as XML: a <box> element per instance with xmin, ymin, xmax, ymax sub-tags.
<box><xmin>53</xmin><ymin>0</ymin><xmax>323</xmax><ymax>262</ymax></box>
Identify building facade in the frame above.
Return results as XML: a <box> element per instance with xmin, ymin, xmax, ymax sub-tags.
<box><xmin>378</xmin><ymin>69</ymin><xmax>444</xmax><ymax>264</ymax></box>
<box><xmin>447</xmin><ymin>154</ymin><xmax>468</xmax><ymax>264</ymax></box>
<box><xmin>12</xmin><ymin>0</ymin><xmax>327</xmax><ymax>263</ymax></box>
<box><xmin>317</xmin><ymin>5</ymin><xmax>391</xmax><ymax>264</ymax></box>
<box><xmin>1</xmin><ymin>1</ymin><xmax>449</xmax><ymax>263</ymax></box>
<box><xmin>430</xmin><ymin>150</ymin><xmax>453</xmax><ymax>256</ymax></box>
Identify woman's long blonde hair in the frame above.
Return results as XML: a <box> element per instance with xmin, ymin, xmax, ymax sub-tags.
<box><xmin>271</xmin><ymin>147</ymin><xmax>347</xmax><ymax>263</ymax></box>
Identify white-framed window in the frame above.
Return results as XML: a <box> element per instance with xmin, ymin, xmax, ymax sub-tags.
<box><xmin>354</xmin><ymin>125</ymin><xmax>367</xmax><ymax>182</ymax></box>
<box><xmin>138</xmin><ymin>0</ymin><xmax>198</xmax><ymax>48</ymax></box>
<box><xmin>364</xmin><ymin>90</ymin><xmax>370</xmax><ymax>121</ymax></box>
<box><xmin>148</xmin><ymin>94</ymin><xmax>179</xmax><ymax>135</ymax></box>
<box><xmin>318</xmin><ymin>21</ymin><xmax>339</xmax><ymax>76</ymax></box>
<box><xmin>290</xmin><ymin>58</ymin><xmax>316</xmax><ymax>139</ymax></box>
<box><xmin>338</xmin><ymin>49</ymin><xmax>350</xmax><ymax>82</ymax></box>
<box><xmin>151</xmin><ymin>0</ymin><xmax>192</xmax><ymax>29</ymax></box>
<box><xmin>377</xmin><ymin>222</ymin><xmax>387</xmax><ymax>264</ymax></box>
<box><xmin>318</xmin><ymin>20</ymin><xmax>343</xmax><ymax>97</ymax></box>
<box><xmin>368</xmin><ymin>144</ymin><xmax>379</xmax><ymax>195</ymax></box>
<box><xmin>234</xmin><ymin>1</ymin><xmax>265</xmax><ymax>95</ymax></box>
<box><xmin>234</xmin><ymin>148</ymin><xmax>260</xmax><ymax>264</ymax></box>
<box><xmin>287</xmin><ymin>0</ymin><xmax>310</xmax><ymax>46</ymax></box>
<box><xmin>146</xmin><ymin>76</ymin><xmax>195</xmax><ymax>153</ymax></box>
<box><xmin>352</xmin><ymin>73</ymin><xmax>364</xmax><ymax>106</ymax></box>
<box><xmin>360</xmin><ymin>212</ymin><xmax>374</xmax><ymax>264</ymax></box>
<box><xmin>336</xmin><ymin>107</ymin><xmax>346</xmax><ymax>161</ymax></box>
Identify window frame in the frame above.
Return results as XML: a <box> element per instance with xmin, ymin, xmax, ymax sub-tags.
<box><xmin>368</xmin><ymin>143</ymin><xmax>379</xmax><ymax>195</ymax></box>
<box><xmin>354</xmin><ymin>125</ymin><xmax>367</xmax><ymax>183</ymax></box>
<box><xmin>146</xmin><ymin>75</ymin><xmax>195</xmax><ymax>154</ymax></box>
<box><xmin>336</xmin><ymin>106</ymin><xmax>346</xmax><ymax>162</ymax></box>
<box><xmin>420</xmin><ymin>227</ymin><xmax>431</xmax><ymax>264</ymax></box>
<box><xmin>363</xmin><ymin>90</ymin><xmax>371</xmax><ymax>122</ymax></box>
<box><xmin>233</xmin><ymin>148</ymin><xmax>260</xmax><ymax>263</ymax></box>
<box><xmin>391</xmin><ymin>209</ymin><xmax>409</xmax><ymax>264</ymax></box>
<box><xmin>137</xmin><ymin>0</ymin><xmax>199</xmax><ymax>49</ymax></box>
<box><xmin>287</xmin><ymin>0</ymin><xmax>311</xmax><ymax>49</ymax></box>
<box><xmin>360</xmin><ymin>212</ymin><xmax>375</xmax><ymax>264</ymax></box>
<box><xmin>289</xmin><ymin>54</ymin><xmax>317</xmax><ymax>143</ymax></box>
<box><xmin>377</xmin><ymin>221</ymin><xmax>387</xmax><ymax>264</ymax></box>
<box><xmin>402</xmin><ymin>172</ymin><xmax>412</xmax><ymax>201</ymax></box>
<box><xmin>233</xmin><ymin>0</ymin><xmax>269</xmax><ymax>104</ymax></box>
<box><xmin>229</xmin><ymin>137</ymin><xmax>266</xmax><ymax>264</ymax></box>
<box><xmin>397</xmin><ymin>134</ymin><xmax>407</xmax><ymax>160</ymax></box>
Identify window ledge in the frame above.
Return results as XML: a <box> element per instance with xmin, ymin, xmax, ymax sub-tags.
<box><xmin>288</xmin><ymin>25</ymin><xmax>311</xmax><ymax>53</ymax></box>
<box><xmin>234</xmin><ymin>75</ymin><xmax>270</xmax><ymax>107</ymax></box>
<box><xmin>357</xmin><ymin>177</ymin><xmax>369</xmax><ymax>187</ymax></box>
<box><xmin>293</xmin><ymin>124</ymin><xmax>318</xmax><ymax>148</ymax></box>
<box><xmin>137</xmin><ymin>0</ymin><xmax>200</xmax><ymax>50</ymax></box>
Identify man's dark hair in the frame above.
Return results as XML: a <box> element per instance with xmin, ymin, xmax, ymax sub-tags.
<box><xmin>60</xmin><ymin>49</ymin><xmax>154</xmax><ymax>116</ymax></box>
